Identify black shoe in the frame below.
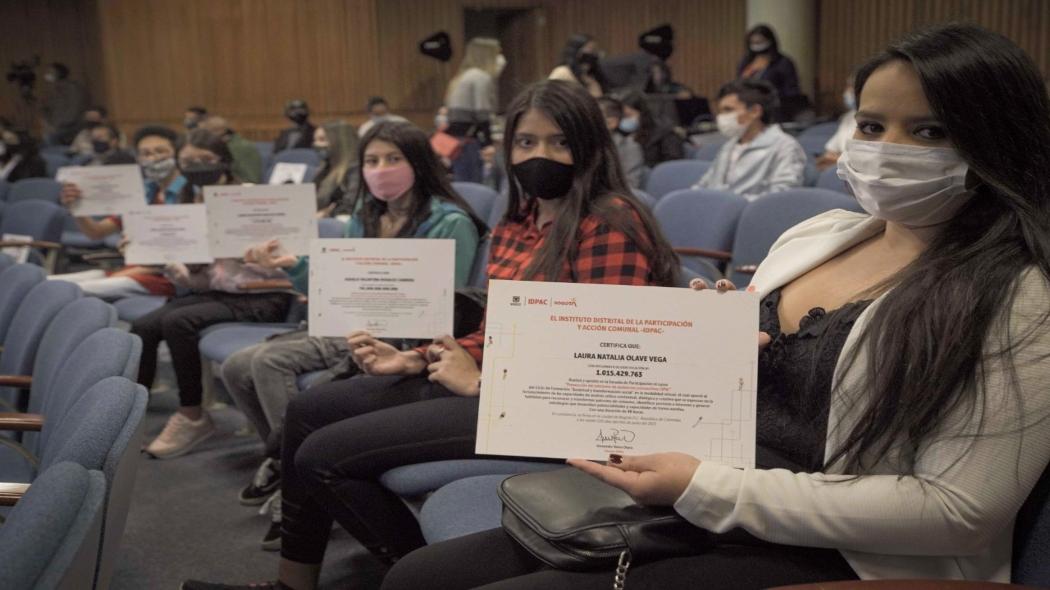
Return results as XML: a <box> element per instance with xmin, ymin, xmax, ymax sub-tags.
<box><xmin>180</xmin><ymin>580</ymin><xmax>286</xmax><ymax>590</ymax></box>
<box><xmin>239</xmin><ymin>458</ymin><xmax>280</xmax><ymax>506</ymax></box>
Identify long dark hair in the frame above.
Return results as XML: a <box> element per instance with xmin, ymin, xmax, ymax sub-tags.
<box><xmin>176</xmin><ymin>128</ymin><xmax>238</xmax><ymax>203</ymax></box>
<box><xmin>827</xmin><ymin>23</ymin><xmax>1050</xmax><ymax>473</ymax></box>
<box><xmin>502</xmin><ymin>80</ymin><xmax>678</xmax><ymax>286</ymax></box>
<box><xmin>354</xmin><ymin>121</ymin><xmax>486</xmax><ymax>238</ymax></box>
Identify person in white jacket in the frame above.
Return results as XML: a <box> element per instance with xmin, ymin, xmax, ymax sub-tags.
<box><xmin>379</xmin><ymin>23</ymin><xmax>1050</xmax><ymax>590</ymax></box>
<box><xmin>693</xmin><ymin>78</ymin><xmax>806</xmax><ymax>200</ymax></box>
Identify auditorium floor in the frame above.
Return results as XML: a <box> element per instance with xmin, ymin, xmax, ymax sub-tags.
<box><xmin>110</xmin><ymin>361</ymin><xmax>388</xmax><ymax>589</ymax></box>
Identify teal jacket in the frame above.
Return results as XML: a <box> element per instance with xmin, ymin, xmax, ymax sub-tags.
<box><xmin>287</xmin><ymin>197</ymin><xmax>480</xmax><ymax>294</ymax></box>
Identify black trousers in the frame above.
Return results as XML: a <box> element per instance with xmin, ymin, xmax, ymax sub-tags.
<box><xmin>381</xmin><ymin>527</ymin><xmax>859</xmax><ymax>590</ymax></box>
<box><xmin>280</xmin><ymin>374</ymin><xmax>483</xmax><ymax>564</ymax></box>
<box><xmin>130</xmin><ymin>291</ymin><xmax>290</xmax><ymax>407</ymax></box>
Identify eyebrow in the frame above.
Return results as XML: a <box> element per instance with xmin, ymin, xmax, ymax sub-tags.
<box><xmin>855</xmin><ymin>110</ymin><xmax>942</xmax><ymax>124</ymax></box>
<box><xmin>514</xmin><ymin>133</ymin><xmax>566</xmax><ymax>139</ymax></box>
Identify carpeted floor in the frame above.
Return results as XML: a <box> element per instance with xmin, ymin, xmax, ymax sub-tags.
<box><xmin>109</xmin><ymin>359</ymin><xmax>388</xmax><ymax>589</ymax></box>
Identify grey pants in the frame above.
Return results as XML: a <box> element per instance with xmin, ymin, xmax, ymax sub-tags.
<box><xmin>221</xmin><ymin>330</ymin><xmax>353</xmax><ymax>456</ymax></box>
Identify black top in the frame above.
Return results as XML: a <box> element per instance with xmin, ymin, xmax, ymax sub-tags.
<box><xmin>273</xmin><ymin>123</ymin><xmax>316</xmax><ymax>154</ymax></box>
<box><xmin>756</xmin><ymin>288</ymin><xmax>872</xmax><ymax>472</ymax></box>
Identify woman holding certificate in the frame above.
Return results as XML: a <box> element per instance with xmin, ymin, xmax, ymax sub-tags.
<box><xmin>182</xmin><ymin>80</ymin><xmax>681</xmax><ymax>590</ymax></box>
<box><xmin>375</xmin><ymin>24</ymin><xmax>1050</xmax><ymax>590</ymax></box>
<box><xmin>220</xmin><ymin>122</ymin><xmax>485</xmax><ymax>526</ymax></box>
<box><xmin>132</xmin><ymin>129</ymin><xmax>293</xmax><ymax>460</ymax></box>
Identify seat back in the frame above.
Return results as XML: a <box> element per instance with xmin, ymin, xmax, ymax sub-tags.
<box><xmin>0</xmin><ymin>280</ymin><xmax>81</xmax><ymax>411</ymax></box>
<box><xmin>0</xmin><ymin>178</ymin><xmax>9</xmax><ymax>201</ymax></box>
<box><xmin>0</xmin><ymin>252</ymin><xmax>13</xmax><ymax>274</ymax></box>
<box><xmin>451</xmin><ymin>181</ymin><xmax>498</xmax><ymax>222</ymax></box>
<box><xmin>28</xmin><ymin>327</ymin><xmax>140</xmax><ymax>458</ymax></box>
<box><xmin>0</xmin><ymin>263</ymin><xmax>43</xmax><ymax>344</ymax></box>
<box><xmin>816</xmin><ymin>166</ymin><xmax>849</xmax><ymax>193</ymax></box>
<box><xmin>469</xmin><ymin>238</ymin><xmax>491</xmax><ymax>289</ymax></box>
<box><xmin>1013</xmin><ymin>461</ymin><xmax>1050</xmax><ymax>585</ymax></box>
<box><xmin>653</xmin><ymin>188</ymin><xmax>748</xmax><ymax>281</ymax></box>
<box><xmin>630</xmin><ymin>188</ymin><xmax>656</xmax><ymax>210</ymax></box>
<box><xmin>1</xmin><ymin>199</ymin><xmax>67</xmax><ymax>242</ymax></box>
<box><xmin>317</xmin><ymin>217</ymin><xmax>345</xmax><ymax>238</ymax></box>
<box><xmin>693</xmin><ymin>138</ymin><xmax>726</xmax><ymax>161</ymax></box>
<box><xmin>0</xmin><ymin>462</ymin><xmax>106</xmax><ymax>590</ymax></box>
<box><xmin>451</xmin><ymin>141</ymin><xmax>484</xmax><ymax>183</ymax></box>
<box><xmin>487</xmin><ymin>189</ymin><xmax>509</xmax><ymax>229</ymax></box>
<box><xmin>92</xmin><ymin>377</ymin><xmax>148</xmax><ymax>589</ymax></box>
<box><xmin>729</xmin><ymin>189</ymin><xmax>863</xmax><ymax>286</ymax></box>
<box><xmin>8</xmin><ymin>178</ymin><xmax>62</xmax><ymax>204</ymax></box>
<box><xmin>646</xmin><ymin>159</ymin><xmax>711</xmax><ymax>200</ymax></box>
<box><xmin>42</xmin><ymin>152</ymin><xmax>71</xmax><ymax>178</ymax></box>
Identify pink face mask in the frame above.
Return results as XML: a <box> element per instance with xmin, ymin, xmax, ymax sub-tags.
<box><xmin>363</xmin><ymin>164</ymin><xmax>415</xmax><ymax>202</ymax></box>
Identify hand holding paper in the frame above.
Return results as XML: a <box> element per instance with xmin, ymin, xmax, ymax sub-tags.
<box><xmin>426</xmin><ymin>335</ymin><xmax>481</xmax><ymax>397</ymax></box>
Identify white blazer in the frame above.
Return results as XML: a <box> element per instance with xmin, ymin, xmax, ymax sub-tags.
<box><xmin>673</xmin><ymin>210</ymin><xmax>1050</xmax><ymax>581</ymax></box>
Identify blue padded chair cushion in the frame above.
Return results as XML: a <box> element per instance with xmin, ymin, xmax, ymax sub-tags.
<box><xmin>198</xmin><ymin>323</ymin><xmax>298</xmax><ymax>364</ymax></box>
<box><xmin>419</xmin><ymin>474</ymin><xmax>507</xmax><ymax>544</ymax></box>
<box><xmin>113</xmin><ymin>295</ymin><xmax>167</xmax><ymax>322</ymax></box>
<box><xmin>0</xmin><ymin>462</ymin><xmax>106</xmax><ymax>590</ymax></box>
<box><xmin>29</xmin><ymin>298</ymin><xmax>117</xmax><ymax>415</ymax></box>
<box><xmin>30</xmin><ymin>328</ymin><xmax>142</xmax><ymax>459</ymax></box>
<box><xmin>0</xmin><ymin>263</ymin><xmax>45</xmax><ymax>342</ymax></box>
<box><xmin>645</xmin><ymin>160</ymin><xmax>711</xmax><ymax>200</ymax></box>
<box><xmin>40</xmin><ymin>377</ymin><xmax>137</xmax><ymax>474</ymax></box>
<box><xmin>451</xmin><ymin>181</ymin><xmax>498</xmax><ymax>222</ymax></box>
<box><xmin>61</xmin><ymin>229</ymin><xmax>106</xmax><ymax>249</ymax></box>
<box><xmin>380</xmin><ymin>459</ymin><xmax>564</xmax><ymax>498</ymax></box>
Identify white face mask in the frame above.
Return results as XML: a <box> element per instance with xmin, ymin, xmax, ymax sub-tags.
<box><xmin>495</xmin><ymin>54</ymin><xmax>507</xmax><ymax>75</ymax></box>
<box><xmin>716</xmin><ymin>112</ymin><xmax>746</xmax><ymax>138</ymax></box>
<box><xmin>749</xmin><ymin>41</ymin><xmax>771</xmax><ymax>53</ymax></box>
<box><xmin>837</xmin><ymin>138</ymin><xmax>971</xmax><ymax>228</ymax></box>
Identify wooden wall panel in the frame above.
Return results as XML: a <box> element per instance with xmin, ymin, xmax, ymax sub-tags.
<box><xmin>0</xmin><ymin>0</ymin><xmax>104</xmax><ymax>132</ymax></box>
<box><xmin>817</xmin><ymin>0</ymin><xmax>1050</xmax><ymax>114</ymax></box>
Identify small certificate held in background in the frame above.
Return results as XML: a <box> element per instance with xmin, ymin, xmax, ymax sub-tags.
<box><xmin>268</xmin><ymin>162</ymin><xmax>308</xmax><ymax>185</ymax></box>
<box><xmin>56</xmin><ymin>164</ymin><xmax>147</xmax><ymax>217</ymax></box>
<box><xmin>123</xmin><ymin>204</ymin><xmax>214</xmax><ymax>265</ymax></box>
<box><xmin>205</xmin><ymin>184</ymin><xmax>317</xmax><ymax>258</ymax></box>
<box><xmin>308</xmin><ymin>238</ymin><xmax>455</xmax><ymax>340</ymax></box>
<box><xmin>476</xmin><ymin>280</ymin><xmax>759</xmax><ymax>466</ymax></box>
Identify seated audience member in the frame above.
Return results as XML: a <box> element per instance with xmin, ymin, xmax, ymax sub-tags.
<box><xmin>184</xmin><ymin>105</ymin><xmax>207</xmax><ymax>131</ymax></box>
<box><xmin>200</xmin><ymin>115</ymin><xmax>263</xmax><ymax>183</ymax></box>
<box><xmin>70</xmin><ymin>105</ymin><xmax>110</xmax><ymax>157</ymax></box>
<box><xmin>40</xmin><ymin>62</ymin><xmax>88</xmax><ymax>145</ymax></box>
<box><xmin>618</xmin><ymin>89</ymin><xmax>685</xmax><ymax>167</ymax></box>
<box><xmin>598</xmin><ymin>95</ymin><xmax>645</xmax><ymax>188</ymax></box>
<box><xmin>53</xmin><ymin>125</ymin><xmax>186</xmax><ymax>300</ymax></box>
<box><xmin>311</xmin><ymin>120</ymin><xmax>360</xmax><ymax>215</ymax></box>
<box><xmin>549</xmin><ymin>33</ymin><xmax>607</xmax><ymax>97</ymax></box>
<box><xmin>220</xmin><ymin>122</ymin><xmax>484</xmax><ymax>548</ymax></box>
<box><xmin>182</xmin><ymin>79</ymin><xmax>681</xmax><ymax>590</ymax></box>
<box><xmin>132</xmin><ymin>129</ymin><xmax>292</xmax><ymax>459</ymax></box>
<box><xmin>0</xmin><ymin>128</ymin><xmax>47</xmax><ymax>181</ymax></box>
<box><xmin>86</xmin><ymin>123</ymin><xmax>136</xmax><ymax>166</ymax></box>
<box><xmin>356</xmin><ymin>96</ymin><xmax>408</xmax><ymax>138</ymax></box>
<box><xmin>693</xmin><ymin>79</ymin><xmax>805</xmax><ymax>200</ymax></box>
<box><xmin>380</xmin><ymin>24</ymin><xmax>1050</xmax><ymax>590</ymax></box>
<box><xmin>273</xmin><ymin>99</ymin><xmax>315</xmax><ymax>153</ymax></box>
<box><xmin>645</xmin><ymin>60</ymin><xmax>694</xmax><ymax>99</ymax></box>
<box><xmin>816</xmin><ymin>74</ymin><xmax>859</xmax><ymax>171</ymax></box>
<box><xmin>738</xmin><ymin>24</ymin><xmax>801</xmax><ymax>102</ymax></box>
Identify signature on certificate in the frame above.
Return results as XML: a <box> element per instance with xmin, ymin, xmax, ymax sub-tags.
<box><xmin>595</xmin><ymin>428</ymin><xmax>636</xmax><ymax>444</ymax></box>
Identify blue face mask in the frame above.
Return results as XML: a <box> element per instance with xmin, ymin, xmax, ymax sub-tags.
<box><xmin>618</xmin><ymin>116</ymin><xmax>640</xmax><ymax>134</ymax></box>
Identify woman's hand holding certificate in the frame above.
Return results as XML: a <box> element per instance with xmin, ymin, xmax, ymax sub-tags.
<box><xmin>426</xmin><ymin>335</ymin><xmax>481</xmax><ymax>397</ymax></box>
<box><xmin>348</xmin><ymin>331</ymin><xmax>427</xmax><ymax>376</ymax></box>
<box><xmin>567</xmin><ymin>452</ymin><xmax>701</xmax><ymax>506</ymax></box>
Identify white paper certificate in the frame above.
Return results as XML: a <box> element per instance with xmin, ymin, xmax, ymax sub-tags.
<box><xmin>204</xmin><ymin>184</ymin><xmax>317</xmax><ymax>258</ymax></box>
<box><xmin>268</xmin><ymin>162</ymin><xmax>308</xmax><ymax>184</ymax></box>
<box><xmin>56</xmin><ymin>164</ymin><xmax>147</xmax><ymax>217</ymax></box>
<box><xmin>476</xmin><ymin>280</ymin><xmax>759</xmax><ymax>467</ymax></box>
<box><xmin>307</xmin><ymin>238</ymin><xmax>454</xmax><ymax>339</ymax></box>
<box><xmin>123</xmin><ymin>204</ymin><xmax>214</xmax><ymax>265</ymax></box>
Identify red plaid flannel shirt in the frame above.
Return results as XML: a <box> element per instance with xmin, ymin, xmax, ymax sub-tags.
<box><xmin>418</xmin><ymin>199</ymin><xmax>655</xmax><ymax>364</ymax></box>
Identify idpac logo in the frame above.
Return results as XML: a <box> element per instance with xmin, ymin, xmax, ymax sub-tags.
<box><xmin>510</xmin><ymin>295</ymin><xmax>522</xmax><ymax>306</ymax></box>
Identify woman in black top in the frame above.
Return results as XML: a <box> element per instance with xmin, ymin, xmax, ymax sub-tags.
<box><xmin>738</xmin><ymin>24</ymin><xmax>801</xmax><ymax>101</ymax></box>
<box><xmin>618</xmin><ymin>90</ymin><xmax>685</xmax><ymax>167</ymax></box>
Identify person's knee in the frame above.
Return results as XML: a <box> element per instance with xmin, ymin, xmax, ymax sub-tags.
<box><xmin>250</xmin><ymin>343</ymin><xmax>298</xmax><ymax>375</ymax></box>
<box><xmin>160</xmin><ymin>308</ymin><xmax>200</xmax><ymax>339</ymax></box>
<box><xmin>221</xmin><ymin>346</ymin><xmax>256</xmax><ymax>389</ymax></box>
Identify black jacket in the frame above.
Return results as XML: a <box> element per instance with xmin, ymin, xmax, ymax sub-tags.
<box><xmin>273</xmin><ymin>124</ymin><xmax>316</xmax><ymax>153</ymax></box>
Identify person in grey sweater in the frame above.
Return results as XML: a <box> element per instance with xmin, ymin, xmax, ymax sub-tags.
<box><xmin>444</xmin><ymin>37</ymin><xmax>505</xmax><ymax>145</ymax></box>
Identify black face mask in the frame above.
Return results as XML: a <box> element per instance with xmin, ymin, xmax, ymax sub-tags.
<box><xmin>577</xmin><ymin>52</ymin><xmax>599</xmax><ymax>72</ymax></box>
<box><xmin>92</xmin><ymin>139</ymin><xmax>111</xmax><ymax>154</ymax></box>
<box><xmin>287</xmin><ymin>110</ymin><xmax>309</xmax><ymax>125</ymax></box>
<box><xmin>512</xmin><ymin>157</ymin><xmax>575</xmax><ymax>200</ymax></box>
<box><xmin>181</xmin><ymin>161</ymin><xmax>226</xmax><ymax>188</ymax></box>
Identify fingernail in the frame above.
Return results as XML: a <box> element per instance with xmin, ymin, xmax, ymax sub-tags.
<box><xmin>609</xmin><ymin>454</ymin><xmax>623</xmax><ymax>464</ymax></box>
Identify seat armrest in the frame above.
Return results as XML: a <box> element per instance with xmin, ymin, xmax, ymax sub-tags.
<box><xmin>673</xmin><ymin>247</ymin><xmax>733</xmax><ymax>262</ymax></box>
<box><xmin>0</xmin><ymin>413</ymin><xmax>44</xmax><ymax>432</ymax></box>
<box><xmin>0</xmin><ymin>375</ymin><xmax>31</xmax><ymax>387</ymax></box>
<box><xmin>240</xmin><ymin>279</ymin><xmax>294</xmax><ymax>291</ymax></box>
<box><xmin>0</xmin><ymin>482</ymin><xmax>30</xmax><ymax>506</ymax></box>
<box><xmin>0</xmin><ymin>240</ymin><xmax>62</xmax><ymax>250</ymax></box>
<box><xmin>734</xmin><ymin>264</ymin><xmax>758</xmax><ymax>275</ymax></box>
<box><xmin>82</xmin><ymin>251</ymin><xmax>125</xmax><ymax>263</ymax></box>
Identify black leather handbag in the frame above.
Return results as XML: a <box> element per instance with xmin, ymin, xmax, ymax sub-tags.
<box><xmin>497</xmin><ymin>467</ymin><xmax>714</xmax><ymax>574</ymax></box>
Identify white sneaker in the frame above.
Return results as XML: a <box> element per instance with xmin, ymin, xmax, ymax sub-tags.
<box><xmin>259</xmin><ymin>490</ymin><xmax>281</xmax><ymax>551</ymax></box>
<box><xmin>145</xmin><ymin>411</ymin><xmax>216</xmax><ymax>459</ymax></box>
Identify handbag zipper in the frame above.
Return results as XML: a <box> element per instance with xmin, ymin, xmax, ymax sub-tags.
<box><xmin>613</xmin><ymin>549</ymin><xmax>632</xmax><ymax>590</ymax></box>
